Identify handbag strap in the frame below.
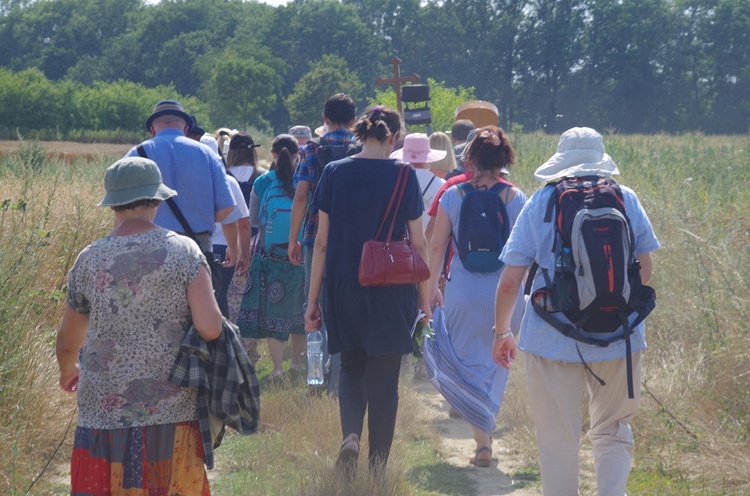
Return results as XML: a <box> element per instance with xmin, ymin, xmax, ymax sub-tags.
<box><xmin>136</xmin><ymin>145</ymin><xmax>198</xmax><ymax>243</ymax></box>
<box><xmin>374</xmin><ymin>162</ymin><xmax>409</xmax><ymax>242</ymax></box>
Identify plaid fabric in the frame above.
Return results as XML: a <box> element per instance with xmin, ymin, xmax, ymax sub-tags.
<box><xmin>169</xmin><ymin>318</ymin><xmax>260</xmax><ymax>469</ymax></box>
<box><xmin>293</xmin><ymin>130</ymin><xmax>356</xmax><ymax>247</ymax></box>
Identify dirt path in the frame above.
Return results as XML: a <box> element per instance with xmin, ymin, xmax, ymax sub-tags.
<box><xmin>413</xmin><ymin>377</ymin><xmax>542</xmax><ymax>496</ymax></box>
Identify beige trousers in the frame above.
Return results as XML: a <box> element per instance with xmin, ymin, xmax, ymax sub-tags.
<box><xmin>525</xmin><ymin>351</ymin><xmax>642</xmax><ymax>496</ymax></box>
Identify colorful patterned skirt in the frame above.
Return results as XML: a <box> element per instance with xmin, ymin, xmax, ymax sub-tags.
<box><xmin>70</xmin><ymin>420</ymin><xmax>210</xmax><ymax>496</ymax></box>
<box><xmin>238</xmin><ymin>249</ymin><xmax>305</xmax><ymax>341</ymax></box>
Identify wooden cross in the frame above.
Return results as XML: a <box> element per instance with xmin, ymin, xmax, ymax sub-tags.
<box><xmin>375</xmin><ymin>57</ymin><xmax>420</xmax><ymax>115</ymax></box>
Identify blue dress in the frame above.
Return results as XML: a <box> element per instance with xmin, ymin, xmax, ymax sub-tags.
<box><xmin>313</xmin><ymin>157</ymin><xmax>422</xmax><ymax>356</ymax></box>
<box><xmin>424</xmin><ymin>184</ymin><xmax>527</xmax><ymax>434</ymax></box>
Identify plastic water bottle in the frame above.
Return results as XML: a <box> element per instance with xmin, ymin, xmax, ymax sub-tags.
<box><xmin>307</xmin><ymin>330</ymin><xmax>325</xmax><ymax>385</ymax></box>
<box><xmin>556</xmin><ymin>247</ymin><xmax>572</xmax><ymax>271</ymax></box>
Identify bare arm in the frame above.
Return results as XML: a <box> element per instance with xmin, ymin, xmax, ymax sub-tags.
<box><xmin>427</xmin><ymin>205</ymin><xmax>452</xmax><ymax>308</ymax></box>
<box><xmin>637</xmin><ymin>252</ymin><xmax>653</xmax><ymax>284</ymax></box>
<box><xmin>55</xmin><ymin>305</ymin><xmax>89</xmax><ymax>392</ymax></box>
<box><xmin>407</xmin><ymin>217</ymin><xmax>432</xmax><ymax>321</ymax></box>
<box><xmin>187</xmin><ymin>265</ymin><xmax>223</xmax><ymax>341</ymax></box>
<box><xmin>288</xmin><ymin>181</ymin><xmax>310</xmax><ymax>266</ymax></box>
<box><xmin>215</xmin><ymin>205</ymin><xmax>234</xmax><ymax>223</ymax></box>
<box><xmin>220</xmin><ymin>220</ymin><xmax>239</xmax><ymax>267</ymax></box>
<box><xmin>424</xmin><ymin>215</ymin><xmax>437</xmax><ymax>246</ymax></box>
<box><xmin>234</xmin><ymin>217</ymin><xmax>251</xmax><ymax>276</ymax></box>
<box><xmin>492</xmin><ymin>265</ymin><xmax>526</xmax><ymax>369</ymax></box>
<box><xmin>304</xmin><ymin>211</ymin><xmax>328</xmax><ymax>332</ymax></box>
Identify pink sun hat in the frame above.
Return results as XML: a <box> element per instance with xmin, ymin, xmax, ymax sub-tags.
<box><xmin>390</xmin><ymin>133</ymin><xmax>447</xmax><ymax>163</ymax></box>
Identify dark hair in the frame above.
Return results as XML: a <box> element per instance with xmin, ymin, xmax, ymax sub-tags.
<box><xmin>451</xmin><ymin>119</ymin><xmax>475</xmax><ymax>142</ymax></box>
<box><xmin>352</xmin><ymin>105</ymin><xmax>404</xmax><ymax>144</ymax></box>
<box><xmin>324</xmin><ymin>93</ymin><xmax>356</xmax><ymax>126</ymax></box>
<box><xmin>270</xmin><ymin>134</ymin><xmax>298</xmax><ymax>199</ymax></box>
<box><xmin>464</xmin><ymin>126</ymin><xmax>514</xmax><ymax>175</ymax></box>
<box><xmin>111</xmin><ymin>199</ymin><xmax>161</xmax><ymax>212</ymax></box>
<box><xmin>226</xmin><ymin>132</ymin><xmax>258</xmax><ymax>168</ymax></box>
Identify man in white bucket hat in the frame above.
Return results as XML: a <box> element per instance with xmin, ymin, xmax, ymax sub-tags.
<box><xmin>492</xmin><ymin>127</ymin><xmax>660</xmax><ymax>496</ymax></box>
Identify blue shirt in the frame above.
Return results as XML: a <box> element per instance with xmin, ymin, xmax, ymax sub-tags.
<box><xmin>126</xmin><ymin>129</ymin><xmax>235</xmax><ymax>234</ymax></box>
<box><xmin>293</xmin><ymin>130</ymin><xmax>356</xmax><ymax>247</ymax></box>
<box><xmin>501</xmin><ymin>182</ymin><xmax>660</xmax><ymax>362</ymax></box>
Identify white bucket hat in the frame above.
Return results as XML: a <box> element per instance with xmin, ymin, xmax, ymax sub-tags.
<box><xmin>534</xmin><ymin>127</ymin><xmax>619</xmax><ymax>182</ymax></box>
<box><xmin>390</xmin><ymin>133</ymin><xmax>447</xmax><ymax>164</ymax></box>
<box><xmin>200</xmin><ymin>134</ymin><xmax>220</xmax><ymax>157</ymax></box>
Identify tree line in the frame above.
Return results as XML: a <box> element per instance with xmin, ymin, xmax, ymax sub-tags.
<box><xmin>0</xmin><ymin>0</ymin><xmax>748</xmax><ymax>136</ymax></box>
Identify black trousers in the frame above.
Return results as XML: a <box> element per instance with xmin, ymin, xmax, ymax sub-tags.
<box><xmin>338</xmin><ymin>347</ymin><xmax>402</xmax><ymax>470</ymax></box>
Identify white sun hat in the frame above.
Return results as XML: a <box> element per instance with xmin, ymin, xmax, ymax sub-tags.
<box><xmin>534</xmin><ymin>127</ymin><xmax>619</xmax><ymax>182</ymax></box>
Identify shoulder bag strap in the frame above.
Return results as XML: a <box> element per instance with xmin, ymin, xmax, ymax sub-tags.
<box><xmin>136</xmin><ymin>145</ymin><xmax>198</xmax><ymax>242</ymax></box>
<box><xmin>421</xmin><ymin>175</ymin><xmax>436</xmax><ymax>198</ymax></box>
<box><xmin>374</xmin><ymin>162</ymin><xmax>408</xmax><ymax>242</ymax></box>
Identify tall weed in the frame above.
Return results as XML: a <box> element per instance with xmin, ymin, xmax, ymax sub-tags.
<box><xmin>0</xmin><ymin>150</ymin><xmax>110</xmax><ymax>494</ymax></box>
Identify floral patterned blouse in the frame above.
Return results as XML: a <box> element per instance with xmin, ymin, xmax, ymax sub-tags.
<box><xmin>66</xmin><ymin>229</ymin><xmax>205</xmax><ymax>429</ymax></box>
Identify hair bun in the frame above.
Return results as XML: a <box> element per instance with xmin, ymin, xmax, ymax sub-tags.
<box><xmin>479</xmin><ymin>130</ymin><xmax>502</xmax><ymax>146</ymax></box>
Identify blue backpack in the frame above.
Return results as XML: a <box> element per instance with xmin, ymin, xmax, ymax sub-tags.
<box><xmin>453</xmin><ymin>181</ymin><xmax>513</xmax><ymax>272</ymax></box>
<box><xmin>259</xmin><ymin>178</ymin><xmax>299</xmax><ymax>257</ymax></box>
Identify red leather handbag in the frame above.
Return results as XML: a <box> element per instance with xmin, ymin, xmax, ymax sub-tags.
<box><xmin>358</xmin><ymin>162</ymin><xmax>430</xmax><ymax>286</ymax></box>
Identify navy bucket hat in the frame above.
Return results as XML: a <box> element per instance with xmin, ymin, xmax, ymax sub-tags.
<box><xmin>144</xmin><ymin>100</ymin><xmax>192</xmax><ymax>131</ymax></box>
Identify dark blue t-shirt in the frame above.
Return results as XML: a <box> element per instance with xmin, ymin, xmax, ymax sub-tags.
<box><xmin>313</xmin><ymin>157</ymin><xmax>423</xmax><ymax>355</ymax></box>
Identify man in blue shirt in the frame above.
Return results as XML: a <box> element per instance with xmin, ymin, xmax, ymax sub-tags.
<box><xmin>493</xmin><ymin>127</ymin><xmax>659</xmax><ymax>496</ymax></box>
<box><xmin>288</xmin><ymin>93</ymin><xmax>357</xmax><ymax>396</ymax></box>
<box><xmin>125</xmin><ymin>100</ymin><xmax>237</xmax><ymax>257</ymax></box>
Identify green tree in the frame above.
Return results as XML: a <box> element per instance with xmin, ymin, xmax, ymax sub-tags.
<box><xmin>206</xmin><ymin>54</ymin><xmax>280</xmax><ymax>131</ymax></box>
<box><xmin>264</xmin><ymin>0</ymin><xmax>378</xmax><ymax>97</ymax></box>
<box><xmin>515</xmin><ymin>0</ymin><xmax>587</xmax><ymax>132</ymax></box>
<box><xmin>698</xmin><ymin>0</ymin><xmax>750</xmax><ymax>133</ymax></box>
<box><xmin>370</xmin><ymin>78</ymin><xmax>476</xmax><ymax>134</ymax></box>
<box><xmin>578</xmin><ymin>0</ymin><xmax>676</xmax><ymax>133</ymax></box>
<box><xmin>0</xmin><ymin>0</ymin><xmax>139</xmax><ymax>80</ymax></box>
<box><xmin>0</xmin><ymin>68</ymin><xmax>61</xmax><ymax>131</ymax></box>
<box><xmin>285</xmin><ymin>55</ymin><xmax>365</xmax><ymax>130</ymax></box>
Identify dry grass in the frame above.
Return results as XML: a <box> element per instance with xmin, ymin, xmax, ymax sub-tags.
<box><xmin>205</xmin><ymin>363</ymin><xmax>452</xmax><ymax>496</ymax></box>
<box><xmin>1</xmin><ymin>136</ymin><xmax>749</xmax><ymax>495</ymax></box>
<box><xmin>0</xmin><ymin>146</ymin><xmax>111</xmax><ymax>494</ymax></box>
<box><xmin>0</xmin><ymin>140</ymin><xmax>132</xmax><ymax>164</ymax></box>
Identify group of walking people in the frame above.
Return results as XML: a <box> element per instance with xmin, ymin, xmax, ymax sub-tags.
<box><xmin>55</xmin><ymin>92</ymin><xmax>658</xmax><ymax>496</ymax></box>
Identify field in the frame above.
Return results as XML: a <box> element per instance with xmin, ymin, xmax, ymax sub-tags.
<box><xmin>0</xmin><ymin>134</ymin><xmax>748</xmax><ymax>495</ymax></box>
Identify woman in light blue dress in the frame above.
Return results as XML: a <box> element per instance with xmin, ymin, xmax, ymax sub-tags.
<box><xmin>425</xmin><ymin>126</ymin><xmax>526</xmax><ymax>467</ymax></box>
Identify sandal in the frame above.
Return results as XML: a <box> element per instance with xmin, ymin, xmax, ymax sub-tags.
<box><xmin>270</xmin><ymin>370</ymin><xmax>284</xmax><ymax>383</ymax></box>
<box><xmin>469</xmin><ymin>446</ymin><xmax>492</xmax><ymax>467</ymax></box>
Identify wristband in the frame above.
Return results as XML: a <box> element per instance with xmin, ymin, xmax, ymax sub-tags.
<box><xmin>493</xmin><ymin>326</ymin><xmax>512</xmax><ymax>340</ymax></box>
